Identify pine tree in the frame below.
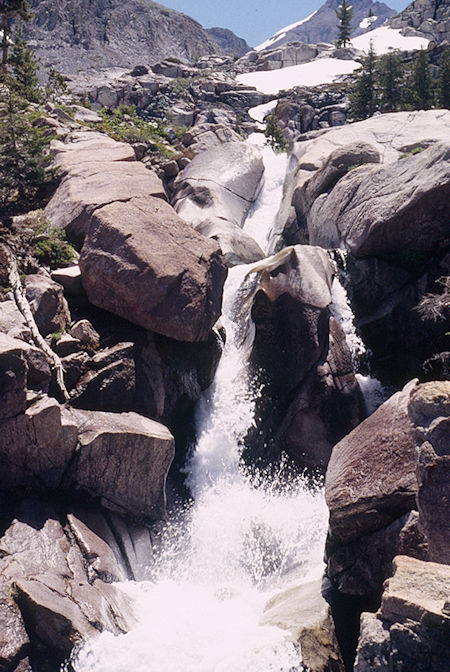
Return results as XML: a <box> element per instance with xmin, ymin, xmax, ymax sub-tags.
<box><xmin>0</xmin><ymin>83</ymin><xmax>53</xmax><ymax>211</ymax></box>
<box><xmin>413</xmin><ymin>48</ymin><xmax>433</xmax><ymax>109</ymax></box>
<box><xmin>377</xmin><ymin>50</ymin><xmax>403</xmax><ymax>112</ymax></box>
<box><xmin>264</xmin><ymin>112</ymin><xmax>287</xmax><ymax>152</ymax></box>
<box><xmin>350</xmin><ymin>41</ymin><xmax>377</xmax><ymax>120</ymax></box>
<box><xmin>0</xmin><ymin>0</ymin><xmax>31</xmax><ymax>75</ymax></box>
<box><xmin>437</xmin><ymin>45</ymin><xmax>450</xmax><ymax>109</ymax></box>
<box><xmin>336</xmin><ymin>0</ymin><xmax>353</xmax><ymax>48</ymax></box>
<box><xmin>8</xmin><ymin>23</ymin><xmax>40</xmax><ymax>102</ymax></box>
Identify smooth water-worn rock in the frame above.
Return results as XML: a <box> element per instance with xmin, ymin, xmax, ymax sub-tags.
<box><xmin>309</xmin><ymin>143</ymin><xmax>450</xmax><ymax>257</ymax></box>
<box><xmin>261</xmin><ymin>579</ymin><xmax>345</xmax><ymax>672</ymax></box>
<box><xmin>64</xmin><ymin>408</ymin><xmax>175</xmax><ymax>521</ymax></box>
<box><xmin>79</xmin><ymin>196</ymin><xmax>227</xmax><ymax>342</ymax></box>
<box><xmin>325</xmin><ymin>380</ymin><xmax>418</xmax><ymax>542</ymax></box>
<box><xmin>194</xmin><ymin>216</ymin><xmax>265</xmax><ymax>266</ymax></box>
<box><xmin>172</xmin><ymin>141</ymin><xmax>264</xmax><ymax>228</ymax></box>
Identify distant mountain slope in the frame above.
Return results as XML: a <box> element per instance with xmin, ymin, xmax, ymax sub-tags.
<box><xmin>24</xmin><ymin>0</ymin><xmax>224</xmax><ymax>73</ymax></box>
<box><xmin>255</xmin><ymin>0</ymin><xmax>396</xmax><ymax>51</ymax></box>
<box><xmin>205</xmin><ymin>27</ymin><xmax>250</xmax><ymax>56</ymax></box>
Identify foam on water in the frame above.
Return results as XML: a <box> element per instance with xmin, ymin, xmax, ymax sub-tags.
<box><xmin>69</xmin><ymin>137</ymin><xmax>328</xmax><ymax>672</ymax></box>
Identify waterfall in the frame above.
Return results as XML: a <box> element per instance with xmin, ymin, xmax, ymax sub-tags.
<box><xmin>69</xmin><ymin>138</ymin><xmax>329</xmax><ymax>672</ymax></box>
<box><xmin>329</xmin><ymin>254</ymin><xmax>387</xmax><ymax>415</ymax></box>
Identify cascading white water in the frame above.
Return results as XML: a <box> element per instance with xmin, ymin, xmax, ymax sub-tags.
<box><xmin>70</xmin><ymin>138</ymin><xmax>328</xmax><ymax>672</ymax></box>
<box><xmin>330</xmin><ymin>274</ymin><xmax>386</xmax><ymax>415</ymax></box>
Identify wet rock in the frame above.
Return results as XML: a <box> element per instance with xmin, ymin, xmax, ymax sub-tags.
<box><xmin>172</xmin><ymin>141</ymin><xmax>264</xmax><ymax>228</ymax></box>
<box><xmin>276</xmin><ymin>318</ymin><xmax>364</xmax><ymax>468</ymax></box>
<box><xmin>79</xmin><ymin>197</ymin><xmax>227</xmax><ymax>342</ymax></box>
<box><xmin>325</xmin><ymin>380</ymin><xmax>418</xmax><ymax>542</ymax></box>
<box><xmin>64</xmin><ymin>408</ymin><xmax>175</xmax><ymax>521</ymax></box>
<box><xmin>195</xmin><ymin>216</ymin><xmax>265</xmax><ymax>266</ymax></box>
<box><xmin>261</xmin><ymin>579</ymin><xmax>345</xmax><ymax>672</ymax></box>
<box><xmin>24</xmin><ymin>274</ymin><xmax>71</xmax><ymax>338</ymax></box>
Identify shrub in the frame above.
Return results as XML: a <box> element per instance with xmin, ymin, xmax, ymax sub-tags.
<box><xmin>32</xmin><ymin>229</ymin><xmax>76</xmax><ymax>268</ymax></box>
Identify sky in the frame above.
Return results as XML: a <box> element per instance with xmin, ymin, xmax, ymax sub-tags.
<box><xmin>162</xmin><ymin>0</ymin><xmax>411</xmax><ymax>47</ymax></box>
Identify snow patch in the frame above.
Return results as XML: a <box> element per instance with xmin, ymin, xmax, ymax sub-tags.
<box><xmin>248</xmin><ymin>100</ymin><xmax>278</xmax><ymax>123</ymax></box>
<box><xmin>255</xmin><ymin>11</ymin><xmax>318</xmax><ymax>52</ymax></box>
<box><xmin>351</xmin><ymin>26</ymin><xmax>430</xmax><ymax>54</ymax></box>
<box><xmin>236</xmin><ymin>58</ymin><xmax>360</xmax><ymax>95</ymax></box>
<box><xmin>359</xmin><ymin>15</ymin><xmax>377</xmax><ymax>29</ymax></box>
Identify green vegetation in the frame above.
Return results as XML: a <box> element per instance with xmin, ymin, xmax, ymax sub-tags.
<box><xmin>264</xmin><ymin>112</ymin><xmax>287</xmax><ymax>152</ymax></box>
<box><xmin>350</xmin><ymin>40</ymin><xmax>377</xmax><ymax>120</ymax></box>
<box><xmin>32</xmin><ymin>228</ymin><xmax>76</xmax><ymax>269</ymax></box>
<box><xmin>349</xmin><ymin>46</ymin><xmax>450</xmax><ymax>120</ymax></box>
<box><xmin>0</xmin><ymin>0</ymin><xmax>31</xmax><ymax>75</ymax></box>
<box><xmin>335</xmin><ymin>0</ymin><xmax>353</xmax><ymax>48</ymax></box>
<box><xmin>92</xmin><ymin>104</ymin><xmax>175</xmax><ymax>157</ymax></box>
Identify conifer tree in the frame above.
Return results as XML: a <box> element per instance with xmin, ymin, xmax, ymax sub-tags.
<box><xmin>8</xmin><ymin>23</ymin><xmax>40</xmax><ymax>101</ymax></box>
<box><xmin>335</xmin><ymin>0</ymin><xmax>353</xmax><ymax>48</ymax></box>
<box><xmin>0</xmin><ymin>83</ymin><xmax>52</xmax><ymax>210</ymax></box>
<box><xmin>265</xmin><ymin>112</ymin><xmax>287</xmax><ymax>152</ymax></box>
<box><xmin>377</xmin><ymin>50</ymin><xmax>403</xmax><ymax>112</ymax></box>
<box><xmin>0</xmin><ymin>0</ymin><xmax>30</xmax><ymax>75</ymax></box>
<box><xmin>350</xmin><ymin>41</ymin><xmax>377</xmax><ymax>119</ymax></box>
<box><xmin>413</xmin><ymin>48</ymin><xmax>433</xmax><ymax>109</ymax></box>
<box><xmin>437</xmin><ymin>45</ymin><xmax>450</xmax><ymax>109</ymax></box>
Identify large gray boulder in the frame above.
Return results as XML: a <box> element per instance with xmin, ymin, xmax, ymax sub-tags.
<box><xmin>274</xmin><ymin>110</ymin><xmax>450</xmax><ymax>251</ymax></box>
<box><xmin>0</xmin><ymin>396</ymin><xmax>76</xmax><ymax>492</ymax></box>
<box><xmin>79</xmin><ymin>197</ymin><xmax>227</xmax><ymax>342</ymax></box>
<box><xmin>245</xmin><ymin>246</ymin><xmax>364</xmax><ymax>467</ymax></box>
<box><xmin>0</xmin><ymin>334</ymin><xmax>28</xmax><ymax>420</ymax></box>
<box><xmin>45</xmin><ymin>131</ymin><xmax>166</xmax><ymax>244</ymax></box>
<box><xmin>194</xmin><ymin>216</ymin><xmax>265</xmax><ymax>267</ymax></box>
<box><xmin>172</xmin><ymin>141</ymin><xmax>264</xmax><ymax>229</ymax></box>
<box><xmin>24</xmin><ymin>274</ymin><xmax>71</xmax><ymax>338</ymax></box>
<box><xmin>408</xmin><ymin>380</ymin><xmax>450</xmax><ymax>564</ymax></box>
<box><xmin>64</xmin><ymin>408</ymin><xmax>174</xmax><ymax>521</ymax></box>
<box><xmin>325</xmin><ymin>380</ymin><xmax>418</xmax><ymax>543</ymax></box>
<box><xmin>308</xmin><ymin>143</ymin><xmax>450</xmax><ymax>257</ymax></box>
<box><xmin>355</xmin><ymin>556</ymin><xmax>450</xmax><ymax>672</ymax></box>
<box><xmin>261</xmin><ymin>579</ymin><xmax>345</xmax><ymax>672</ymax></box>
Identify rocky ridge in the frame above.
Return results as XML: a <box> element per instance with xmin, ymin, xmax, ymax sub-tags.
<box><xmin>24</xmin><ymin>0</ymin><xmax>248</xmax><ymax>74</ymax></box>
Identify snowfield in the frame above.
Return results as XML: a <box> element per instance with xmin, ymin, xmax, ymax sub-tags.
<box><xmin>236</xmin><ymin>58</ymin><xmax>360</xmax><ymax>95</ymax></box>
<box><xmin>351</xmin><ymin>26</ymin><xmax>430</xmax><ymax>54</ymax></box>
<box><xmin>248</xmin><ymin>100</ymin><xmax>278</xmax><ymax>123</ymax></box>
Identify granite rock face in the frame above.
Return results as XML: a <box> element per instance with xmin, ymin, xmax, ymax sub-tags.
<box><xmin>79</xmin><ymin>197</ymin><xmax>227</xmax><ymax>342</ymax></box>
<box><xmin>408</xmin><ymin>380</ymin><xmax>450</xmax><ymax>564</ymax></box>
<box><xmin>25</xmin><ymin>0</ymin><xmax>223</xmax><ymax>73</ymax></box>
<box><xmin>355</xmin><ymin>556</ymin><xmax>450</xmax><ymax>672</ymax></box>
